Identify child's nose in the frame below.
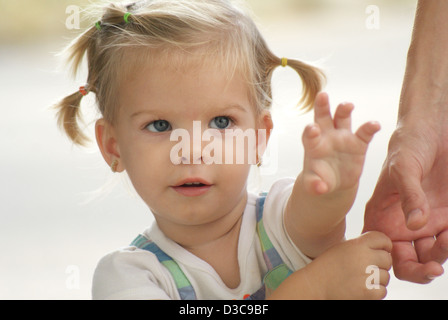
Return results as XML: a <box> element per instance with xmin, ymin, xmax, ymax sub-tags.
<box><xmin>182</xmin><ymin>143</ymin><xmax>203</xmax><ymax>165</ymax></box>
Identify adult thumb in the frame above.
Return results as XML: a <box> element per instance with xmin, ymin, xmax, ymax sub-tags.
<box><xmin>389</xmin><ymin>157</ymin><xmax>429</xmax><ymax>230</ymax></box>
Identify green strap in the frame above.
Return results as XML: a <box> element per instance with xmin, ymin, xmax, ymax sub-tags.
<box><xmin>131</xmin><ymin>234</ymin><xmax>197</xmax><ymax>300</ymax></box>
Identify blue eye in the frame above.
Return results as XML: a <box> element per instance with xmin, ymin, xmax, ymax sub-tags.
<box><xmin>210</xmin><ymin>116</ymin><xmax>232</xmax><ymax>130</ymax></box>
<box><xmin>146</xmin><ymin>120</ymin><xmax>172</xmax><ymax>132</ymax></box>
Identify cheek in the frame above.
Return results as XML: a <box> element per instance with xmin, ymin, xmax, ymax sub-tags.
<box><xmin>218</xmin><ymin>163</ymin><xmax>251</xmax><ymax>189</ymax></box>
<box><xmin>117</xmin><ymin>127</ymin><xmax>172</xmax><ymax>167</ymax></box>
<box><xmin>118</xmin><ymin>138</ymin><xmax>173</xmax><ymax>188</ymax></box>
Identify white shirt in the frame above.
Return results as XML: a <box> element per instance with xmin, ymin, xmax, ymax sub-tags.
<box><xmin>92</xmin><ymin>178</ymin><xmax>311</xmax><ymax>300</ymax></box>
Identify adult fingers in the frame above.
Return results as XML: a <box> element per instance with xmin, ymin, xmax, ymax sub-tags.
<box><xmin>414</xmin><ymin>236</ymin><xmax>436</xmax><ymax>264</ymax></box>
<box><xmin>412</xmin><ymin>231</ymin><xmax>448</xmax><ymax>269</ymax></box>
<box><xmin>388</xmin><ymin>155</ymin><xmax>430</xmax><ymax>230</ymax></box>
<box><xmin>418</xmin><ymin>229</ymin><xmax>448</xmax><ymax>265</ymax></box>
<box><xmin>392</xmin><ymin>241</ymin><xmax>444</xmax><ymax>284</ymax></box>
<box><xmin>433</xmin><ymin>229</ymin><xmax>448</xmax><ymax>264</ymax></box>
<box><xmin>363</xmin><ymin>168</ymin><xmax>401</xmax><ymax>234</ymax></box>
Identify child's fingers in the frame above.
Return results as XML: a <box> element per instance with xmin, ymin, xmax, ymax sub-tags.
<box><xmin>364</xmin><ymin>263</ymin><xmax>390</xmax><ymax>300</ymax></box>
<box><xmin>302</xmin><ymin>124</ymin><xmax>330</xmax><ymax>195</ymax></box>
<box><xmin>303</xmin><ymin>173</ymin><xmax>329</xmax><ymax>195</ymax></box>
<box><xmin>361</xmin><ymin>231</ymin><xmax>393</xmax><ymax>252</ymax></box>
<box><xmin>355</xmin><ymin>121</ymin><xmax>381</xmax><ymax>144</ymax></box>
<box><xmin>333</xmin><ymin>102</ymin><xmax>354</xmax><ymax>130</ymax></box>
<box><xmin>302</xmin><ymin>123</ymin><xmax>321</xmax><ymax>150</ymax></box>
<box><xmin>313</xmin><ymin>92</ymin><xmax>334</xmax><ymax>130</ymax></box>
<box><xmin>379</xmin><ymin>269</ymin><xmax>391</xmax><ymax>290</ymax></box>
<box><xmin>374</xmin><ymin>250</ymin><xmax>393</xmax><ymax>271</ymax></box>
<box><xmin>369</xmin><ymin>285</ymin><xmax>388</xmax><ymax>300</ymax></box>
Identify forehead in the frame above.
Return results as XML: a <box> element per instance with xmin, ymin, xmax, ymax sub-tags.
<box><xmin>121</xmin><ymin>45</ymin><xmax>249</xmax><ymax>82</ymax></box>
<box><xmin>117</xmin><ymin>48</ymin><xmax>254</xmax><ymax>116</ymax></box>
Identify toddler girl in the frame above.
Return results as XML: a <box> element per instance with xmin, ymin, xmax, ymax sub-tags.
<box><xmin>55</xmin><ymin>0</ymin><xmax>392</xmax><ymax>300</ymax></box>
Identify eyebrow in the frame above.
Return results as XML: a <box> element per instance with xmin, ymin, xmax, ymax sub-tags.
<box><xmin>130</xmin><ymin>103</ymin><xmax>249</xmax><ymax>118</ymax></box>
<box><xmin>130</xmin><ymin>109</ymin><xmax>157</xmax><ymax>118</ymax></box>
<box><xmin>223</xmin><ymin>103</ymin><xmax>249</xmax><ymax>114</ymax></box>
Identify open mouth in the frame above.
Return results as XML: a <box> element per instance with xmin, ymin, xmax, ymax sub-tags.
<box><xmin>180</xmin><ymin>182</ymin><xmax>207</xmax><ymax>187</ymax></box>
<box><xmin>172</xmin><ymin>179</ymin><xmax>212</xmax><ymax>197</ymax></box>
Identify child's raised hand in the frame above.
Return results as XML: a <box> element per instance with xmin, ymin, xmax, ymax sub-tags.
<box><xmin>302</xmin><ymin>92</ymin><xmax>381</xmax><ymax>195</ymax></box>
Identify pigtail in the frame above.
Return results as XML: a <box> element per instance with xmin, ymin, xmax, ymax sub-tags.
<box><xmin>259</xmin><ymin>35</ymin><xmax>325</xmax><ymax>112</ymax></box>
<box><xmin>54</xmin><ymin>2</ymin><xmax>136</xmax><ymax>146</ymax></box>
<box><xmin>54</xmin><ymin>25</ymin><xmax>98</xmax><ymax>146</ymax></box>
<box><xmin>284</xmin><ymin>57</ymin><xmax>326</xmax><ymax>111</ymax></box>
<box><xmin>55</xmin><ymin>90</ymin><xmax>90</xmax><ymax>146</ymax></box>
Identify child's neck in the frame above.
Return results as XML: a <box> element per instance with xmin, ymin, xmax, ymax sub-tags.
<box><xmin>155</xmin><ymin>193</ymin><xmax>247</xmax><ymax>289</ymax></box>
<box><xmin>157</xmin><ymin>192</ymin><xmax>247</xmax><ymax>248</ymax></box>
<box><xmin>184</xmin><ymin>212</ymin><xmax>244</xmax><ymax>289</ymax></box>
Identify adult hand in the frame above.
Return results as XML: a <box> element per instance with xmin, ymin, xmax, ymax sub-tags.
<box><xmin>363</xmin><ymin>115</ymin><xmax>448</xmax><ymax>283</ymax></box>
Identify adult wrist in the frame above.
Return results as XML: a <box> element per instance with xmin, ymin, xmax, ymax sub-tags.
<box><xmin>398</xmin><ymin>77</ymin><xmax>448</xmax><ymax>125</ymax></box>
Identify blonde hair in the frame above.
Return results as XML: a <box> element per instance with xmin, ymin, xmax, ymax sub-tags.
<box><xmin>55</xmin><ymin>0</ymin><xmax>325</xmax><ymax>146</ymax></box>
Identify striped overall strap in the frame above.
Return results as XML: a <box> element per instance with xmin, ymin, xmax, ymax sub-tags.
<box><xmin>131</xmin><ymin>234</ymin><xmax>197</xmax><ymax>300</ymax></box>
<box><xmin>255</xmin><ymin>195</ymin><xmax>293</xmax><ymax>293</ymax></box>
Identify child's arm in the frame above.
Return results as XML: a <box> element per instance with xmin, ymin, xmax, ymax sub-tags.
<box><xmin>268</xmin><ymin>231</ymin><xmax>393</xmax><ymax>300</ymax></box>
<box><xmin>285</xmin><ymin>92</ymin><xmax>381</xmax><ymax>258</ymax></box>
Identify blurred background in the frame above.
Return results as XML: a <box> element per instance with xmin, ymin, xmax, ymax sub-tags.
<box><xmin>1</xmin><ymin>0</ymin><xmax>447</xmax><ymax>299</ymax></box>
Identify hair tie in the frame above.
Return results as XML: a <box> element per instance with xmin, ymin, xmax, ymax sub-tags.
<box><xmin>281</xmin><ymin>57</ymin><xmax>288</xmax><ymax>68</ymax></box>
<box><xmin>124</xmin><ymin>12</ymin><xmax>132</xmax><ymax>24</ymax></box>
<box><xmin>79</xmin><ymin>86</ymin><xmax>89</xmax><ymax>96</ymax></box>
<box><xmin>95</xmin><ymin>21</ymin><xmax>102</xmax><ymax>31</ymax></box>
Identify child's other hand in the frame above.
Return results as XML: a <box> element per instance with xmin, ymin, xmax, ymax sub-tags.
<box><xmin>308</xmin><ymin>231</ymin><xmax>393</xmax><ymax>300</ymax></box>
<box><xmin>302</xmin><ymin>92</ymin><xmax>380</xmax><ymax>195</ymax></box>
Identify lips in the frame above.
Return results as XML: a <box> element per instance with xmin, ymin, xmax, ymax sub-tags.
<box><xmin>172</xmin><ymin>178</ymin><xmax>212</xmax><ymax>197</ymax></box>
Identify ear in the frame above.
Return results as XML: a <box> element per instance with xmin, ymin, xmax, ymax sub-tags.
<box><xmin>95</xmin><ymin>119</ymin><xmax>123</xmax><ymax>172</ymax></box>
<box><xmin>256</xmin><ymin>111</ymin><xmax>273</xmax><ymax>161</ymax></box>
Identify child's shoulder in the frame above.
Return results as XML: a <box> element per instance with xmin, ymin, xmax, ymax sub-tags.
<box><xmin>92</xmin><ymin>235</ymin><xmax>176</xmax><ymax>299</ymax></box>
<box><xmin>93</xmin><ymin>240</ymin><xmax>161</xmax><ymax>276</ymax></box>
